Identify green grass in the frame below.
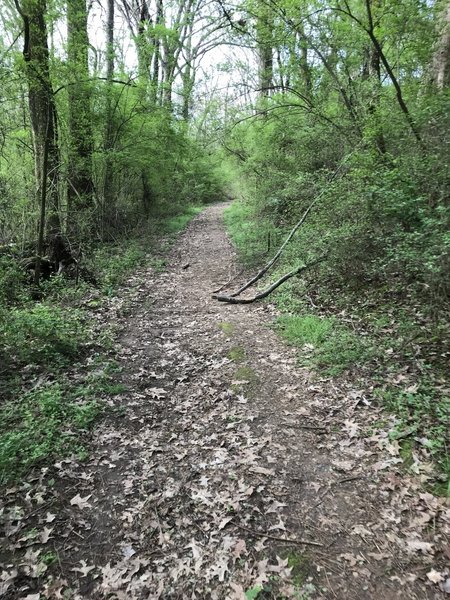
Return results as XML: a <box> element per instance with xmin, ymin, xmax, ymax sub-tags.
<box><xmin>161</xmin><ymin>206</ymin><xmax>203</xmax><ymax>234</ymax></box>
<box><xmin>276</xmin><ymin>314</ymin><xmax>334</xmax><ymax>346</ymax></box>
<box><xmin>0</xmin><ymin>304</ymin><xmax>88</xmax><ymax>369</ymax></box>
<box><xmin>275</xmin><ymin>314</ymin><xmax>370</xmax><ymax>375</ymax></box>
<box><xmin>228</xmin><ymin>346</ymin><xmax>246</xmax><ymax>362</ymax></box>
<box><xmin>224</xmin><ymin>200</ymin><xmax>281</xmax><ymax>266</ymax></box>
<box><xmin>219</xmin><ymin>321</ymin><xmax>235</xmax><ymax>336</ymax></box>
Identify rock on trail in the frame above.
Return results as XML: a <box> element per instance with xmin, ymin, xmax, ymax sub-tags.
<box><xmin>1</xmin><ymin>203</ymin><xmax>448</xmax><ymax>599</ymax></box>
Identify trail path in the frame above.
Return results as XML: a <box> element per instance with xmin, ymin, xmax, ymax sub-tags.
<box><xmin>2</xmin><ymin>204</ymin><xmax>449</xmax><ymax>599</ymax></box>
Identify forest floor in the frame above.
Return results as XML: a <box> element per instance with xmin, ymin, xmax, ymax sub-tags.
<box><xmin>1</xmin><ymin>203</ymin><xmax>449</xmax><ymax>600</ymax></box>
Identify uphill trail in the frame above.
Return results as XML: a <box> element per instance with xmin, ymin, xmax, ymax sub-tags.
<box><xmin>2</xmin><ymin>203</ymin><xmax>449</xmax><ymax>599</ymax></box>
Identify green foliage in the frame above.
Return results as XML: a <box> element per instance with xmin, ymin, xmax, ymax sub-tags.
<box><xmin>376</xmin><ymin>381</ymin><xmax>450</xmax><ymax>495</ymax></box>
<box><xmin>245</xmin><ymin>586</ymin><xmax>262</xmax><ymax>600</ymax></box>
<box><xmin>224</xmin><ymin>200</ymin><xmax>282</xmax><ymax>267</ymax></box>
<box><xmin>0</xmin><ymin>381</ymin><xmax>102</xmax><ymax>482</ymax></box>
<box><xmin>94</xmin><ymin>241</ymin><xmax>146</xmax><ymax>292</ymax></box>
<box><xmin>0</xmin><ymin>253</ymin><xmax>29</xmax><ymax>305</ymax></box>
<box><xmin>378</xmin><ymin>383</ymin><xmax>450</xmax><ymax>457</ymax></box>
<box><xmin>276</xmin><ymin>314</ymin><xmax>370</xmax><ymax>375</ymax></box>
<box><xmin>0</xmin><ymin>304</ymin><xmax>87</xmax><ymax>368</ymax></box>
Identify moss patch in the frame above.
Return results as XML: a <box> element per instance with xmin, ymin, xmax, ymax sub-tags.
<box><xmin>231</xmin><ymin>365</ymin><xmax>258</xmax><ymax>397</ymax></box>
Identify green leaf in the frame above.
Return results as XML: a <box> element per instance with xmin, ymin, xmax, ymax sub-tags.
<box><xmin>245</xmin><ymin>586</ymin><xmax>262</xmax><ymax>600</ymax></box>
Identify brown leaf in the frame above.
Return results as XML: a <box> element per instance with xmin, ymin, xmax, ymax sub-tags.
<box><xmin>40</xmin><ymin>527</ymin><xmax>53</xmax><ymax>544</ymax></box>
<box><xmin>406</xmin><ymin>539</ymin><xmax>434</xmax><ymax>554</ymax></box>
<box><xmin>233</xmin><ymin>539</ymin><xmax>247</xmax><ymax>559</ymax></box>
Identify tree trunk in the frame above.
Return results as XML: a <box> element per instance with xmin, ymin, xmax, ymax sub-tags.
<box><xmin>67</xmin><ymin>0</ymin><xmax>94</xmax><ymax>231</ymax></box>
<box><xmin>363</xmin><ymin>0</ymin><xmax>386</xmax><ymax>155</ymax></box>
<box><xmin>136</xmin><ymin>1</ymin><xmax>152</xmax><ymax>86</ymax></box>
<box><xmin>102</xmin><ymin>0</ymin><xmax>115</xmax><ymax>236</ymax></box>
<box><xmin>151</xmin><ymin>0</ymin><xmax>163</xmax><ymax>104</ymax></box>
<box><xmin>431</xmin><ymin>1</ymin><xmax>450</xmax><ymax>89</ymax></box>
<box><xmin>256</xmin><ymin>2</ymin><xmax>273</xmax><ymax>101</ymax></box>
<box><xmin>181</xmin><ymin>15</ymin><xmax>195</xmax><ymax>121</ymax></box>
<box><xmin>17</xmin><ymin>0</ymin><xmax>61</xmax><ymax>236</ymax></box>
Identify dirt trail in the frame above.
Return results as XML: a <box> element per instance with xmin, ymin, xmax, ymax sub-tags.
<box><xmin>2</xmin><ymin>204</ymin><xmax>449</xmax><ymax>599</ymax></box>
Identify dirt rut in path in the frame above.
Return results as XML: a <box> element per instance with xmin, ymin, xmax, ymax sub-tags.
<box><xmin>1</xmin><ymin>204</ymin><xmax>449</xmax><ymax>599</ymax></box>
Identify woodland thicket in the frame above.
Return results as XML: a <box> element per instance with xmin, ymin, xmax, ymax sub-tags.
<box><xmin>0</xmin><ymin>0</ymin><xmax>449</xmax><ymax>482</ymax></box>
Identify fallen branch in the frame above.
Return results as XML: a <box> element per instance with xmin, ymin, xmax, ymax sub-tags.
<box><xmin>212</xmin><ymin>267</ymin><xmax>245</xmax><ymax>294</ymax></box>
<box><xmin>235</xmin><ymin>523</ymin><xmax>323</xmax><ymax>547</ymax></box>
<box><xmin>230</xmin><ymin>198</ymin><xmax>320</xmax><ymax>298</ymax></box>
<box><xmin>213</xmin><ymin>256</ymin><xmax>326</xmax><ymax>304</ymax></box>
<box><xmin>219</xmin><ymin>143</ymin><xmax>363</xmax><ymax>301</ymax></box>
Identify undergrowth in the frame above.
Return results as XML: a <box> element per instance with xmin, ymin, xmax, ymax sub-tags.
<box><xmin>275</xmin><ymin>314</ymin><xmax>371</xmax><ymax>376</ymax></box>
<box><xmin>0</xmin><ymin>381</ymin><xmax>102</xmax><ymax>483</ymax></box>
<box><xmin>225</xmin><ymin>199</ymin><xmax>450</xmax><ymax>494</ymax></box>
<box><xmin>0</xmin><ymin>203</ymin><xmax>203</xmax><ymax>482</ymax></box>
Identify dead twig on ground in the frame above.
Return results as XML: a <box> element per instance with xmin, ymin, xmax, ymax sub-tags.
<box><xmin>235</xmin><ymin>523</ymin><xmax>323</xmax><ymax>547</ymax></box>
<box><xmin>282</xmin><ymin>422</ymin><xmax>329</xmax><ymax>433</ymax></box>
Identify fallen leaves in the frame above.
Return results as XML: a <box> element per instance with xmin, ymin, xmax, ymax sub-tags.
<box><xmin>71</xmin><ymin>560</ymin><xmax>96</xmax><ymax>577</ymax></box>
<box><xmin>70</xmin><ymin>493</ymin><xmax>93</xmax><ymax>509</ymax></box>
<box><xmin>2</xmin><ymin>207</ymin><xmax>448</xmax><ymax>600</ymax></box>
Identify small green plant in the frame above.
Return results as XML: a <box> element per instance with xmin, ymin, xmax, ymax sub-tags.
<box><xmin>227</xmin><ymin>346</ymin><xmax>246</xmax><ymax>362</ymax></box>
<box><xmin>376</xmin><ymin>381</ymin><xmax>450</xmax><ymax>495</ymax></box>
<box><xmin>276</xmin><ymin>314</ymin><xmax>369</xmax><ymax>375</ymax></box>
<box><xmin>0</xmin><ymin>381</ymin><xmax>103</xmax><ymax>483</ymax></box>
<box><xmin>0</xmin><ymin>304</ymin><xmax>87</xmax><ymax>368</ymax></box>
<box><xmin>286</xmin><ymin>551</ymin><xmax>310</xmax><ymax>588</ymax></box>
<box><xmin>42</xmin><ymin>551</ymin><xmax>58</xmax><ymax>565</ymax></box>
<box><xmin>233</xmin><ymin>366</ymin><xmax>257</xmax><ymax>383</ymax></box>
<box><xmin>219</xmin><ymin>321</ymin><xmax>234</xmax><ymax>336</ymax></box>
<box><xmin>245</xmin><ymin>586</ymin><xmax>262</xmax><ymax>600</ymax></box>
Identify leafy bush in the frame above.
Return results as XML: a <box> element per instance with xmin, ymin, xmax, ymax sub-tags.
<box><xmin>0</xmin><ymin>253</ymin><xmax>29</xmax><ymax>305</ymax></box>
<box><xmin>224</xmin><ymin>201</ymin><xmax>282</xmax><ymax>266</ymax></box>
<box><xmin>0</xmin><ymin>304</ymin><xmax>87</xmax><ymax>368</ymax></box>
<box><xmin>0</xmin><ymin>382</ymin><xmax>102</xmax><ymax>482</ymax></box>
<box><xmin>94</xmin><ymin>242</ymin><xmax>146</xmax><ymax>292</ymax></box>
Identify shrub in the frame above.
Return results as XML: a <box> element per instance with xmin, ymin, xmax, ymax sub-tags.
<box><xmin>0</xmin><ymin>382</ymin><xmax>101</xmax><ymax>482</ymax></box>
<box><xmin>0</xmin><ymin>304</ymin><xmax>87</xmax><ymax>368</ymax></box>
